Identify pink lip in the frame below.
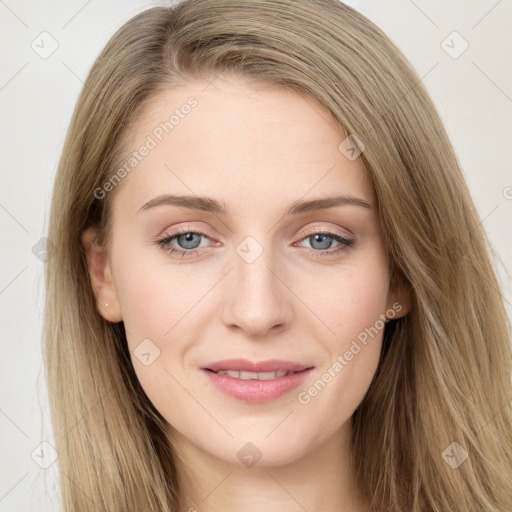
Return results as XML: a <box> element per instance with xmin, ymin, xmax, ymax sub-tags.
<box><xmin>200</xmin><ymin>359</ymin><xmax>314</xmax><ymax>403</ymax></box>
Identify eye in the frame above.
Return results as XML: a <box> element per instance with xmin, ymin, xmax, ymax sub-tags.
<box><xmin>153</xmin><ymin>227</ymin><xmax>355</xmax><ymax>258</ymax></box>
<box><xmin>155</xmin><ymin>228</ymin><xmax>213</xmax><ymax>258</ymax></box>
<box><xmin>295</xmin><ymin>231</ymin><xmax>355</xmax><ymax>257</ymax></box>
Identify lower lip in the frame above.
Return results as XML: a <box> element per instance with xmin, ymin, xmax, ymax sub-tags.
<box><xmin>201</xmin><ymin>368</ymin><xmax>314</xmax><ymax>403</ymax></box>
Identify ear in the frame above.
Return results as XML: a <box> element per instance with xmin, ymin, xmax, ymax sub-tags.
<box><xmin>385</xmin><ymin>267</ymin><xmax>412</xmax><ymax>320</ymax></box>
<box><xmin>81</xmin><ymin>226</ymin><xmax>123</xmax><ymax>323</ymax></box>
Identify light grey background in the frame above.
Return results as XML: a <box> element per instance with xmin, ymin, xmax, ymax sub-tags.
<box><xmin>0</xmin><ymin>1</ymin><xmax>511</xmax><ymax>510</ymax></box>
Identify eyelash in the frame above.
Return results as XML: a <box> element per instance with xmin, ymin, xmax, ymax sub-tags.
<box><xmin>154</xmin><ymin>227</ymin><xmax>355</xmax><ymax>259</ymax></box>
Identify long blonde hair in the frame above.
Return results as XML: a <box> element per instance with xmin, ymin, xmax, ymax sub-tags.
<box><xmin>44</xmin><ymin>0</ymin><xmax>512</xmax><ymax>510</ymax></box>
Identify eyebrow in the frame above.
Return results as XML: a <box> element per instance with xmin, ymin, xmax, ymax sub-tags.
<box><xmin>136</xmin><ymin>193</ymin><xmax>373</xmax><ymax>216</ymax></box>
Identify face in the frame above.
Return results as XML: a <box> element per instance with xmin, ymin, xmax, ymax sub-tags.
<box><xmin>83</xmin><ymin>74</ymin><xmax>409</xmax><ymax>468</ymax></box>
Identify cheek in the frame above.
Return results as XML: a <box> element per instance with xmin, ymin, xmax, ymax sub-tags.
<box><xmin>303</xmin><ymin>257</ymin><xmax>390</xmax><ymax>343</ymax></box>
<box><xmin>113</xmin><ymin>243</ymin><xmax>205</xmax><ymax>342</ymax></box>
<box><xmin>111</xmin><ymin>246</ymin><xmax>213</xmax><ymax>398</ymax></box>
<box><xmin>293</xmin><ymin>260</ymin><xmax>389</xmax><ymax>412</ymax></box>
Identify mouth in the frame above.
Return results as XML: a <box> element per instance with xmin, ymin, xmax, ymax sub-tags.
<box><xmin>203</xmin><ymin>368</ymin><xmax>308</xmax><ymax>380</ymax></box>
<box><xmin>200</xmin><ymin>359</ymin><xmax>315</xmax><ymax>403</ymax></box>
<box><xmin>202</xmin><ymin>358</ymin><xmax>313</xmax><ymax>374</ymax></box>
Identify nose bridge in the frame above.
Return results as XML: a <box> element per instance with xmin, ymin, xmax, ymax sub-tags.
<box><xmin>221</xmin><ymin>234</ymin><xmax>293</xmax><ymax>335</ymax></box>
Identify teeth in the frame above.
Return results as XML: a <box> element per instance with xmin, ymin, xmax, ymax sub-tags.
<box><xmin>215</xmin><ymin>370</ymin><xmax>291</xmax><ymax>380</ymax></box>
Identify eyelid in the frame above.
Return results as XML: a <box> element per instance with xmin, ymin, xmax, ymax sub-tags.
<box><xmin>157</xmin><ymin>223</ymin><xmax>217</xmax><ymax>240</ymax></box>
<box><xmin>298</xmin><ymin>223</ymin><xmax>353</xmax><ymax>239</ymax></box>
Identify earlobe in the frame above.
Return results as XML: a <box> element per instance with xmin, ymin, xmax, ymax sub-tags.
<box><xmin>81</xmin><ymin>226</ymin><xmax>123</xmax><ymax>323</ymax></box>
<box><xmin>386</xmin><ymin>270</ymin><xmax>412</xmax><ymax>320</ymax></box>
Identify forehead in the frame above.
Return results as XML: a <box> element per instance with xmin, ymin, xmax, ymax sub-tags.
<box><xmin>113</xmin><ymin>75</ymin><xmax>375</xmax><ymax>215</ymax></box>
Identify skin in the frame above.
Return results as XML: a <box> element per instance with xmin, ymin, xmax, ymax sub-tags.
<box><xmin>82</xmin><ymin>74</ymin><xmax>410</xmax><ymax>512</ymax></box>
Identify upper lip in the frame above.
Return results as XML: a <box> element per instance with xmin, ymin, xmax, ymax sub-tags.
<box><xmin>202</xmin><ymin>359</ymin><xmax>313</xmax><ymax>373</ymax></box>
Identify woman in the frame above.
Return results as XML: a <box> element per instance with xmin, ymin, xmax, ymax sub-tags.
<box><xmin>44</xmin><ymin>0</ymin><xmax>512</xmax><ymax>510</ymax></box>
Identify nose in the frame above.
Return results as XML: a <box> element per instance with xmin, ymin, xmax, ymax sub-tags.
<box><xmin>221</xmin><ymin>246</ymin><xmax>294</xmax><ymax>337</ymax></box>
